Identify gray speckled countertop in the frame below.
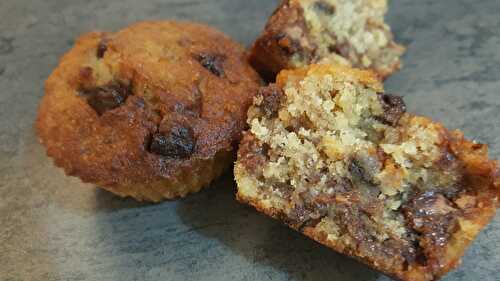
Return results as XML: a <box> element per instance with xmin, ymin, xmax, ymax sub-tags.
<box><xmin>1</xmin><ymin>0</ymin><xmax>499</xmax><ymax>280</ymax></box>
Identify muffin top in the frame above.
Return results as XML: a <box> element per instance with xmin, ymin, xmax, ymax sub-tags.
<box><xmin>37</xmin><ymin>21</ymin><xmax>262</xmax><ymax>187</ymax></box>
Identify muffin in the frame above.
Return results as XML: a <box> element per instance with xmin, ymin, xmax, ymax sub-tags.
<box><xmin>249</xmin><ymin>0</ymin><xmax>405</xmax><ymax>81</ymax></box>
<box><xmin>235</xmin><ymin>64</ymin><xmax>499</xmax><ymax>281</ymax></box>
<box><xmin>37</xmin><ymin>21</ymin><xmax>262</xmax><ymax>202</ymax></box>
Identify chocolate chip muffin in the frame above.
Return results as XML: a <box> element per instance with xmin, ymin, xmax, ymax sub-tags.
<box><xmin>249</xmin><ymin>0</ymin><xmax>405</xmax><ymax>81</ymax></box>
<box><xmin>235</xmin><ymin>64</ymin><xmax>499</xmax><ymax>281</ymax></box>
<box><xmin>37</xmin><ymin>21</ymin><xmax>262</xmax><ymax>202</ymax></box>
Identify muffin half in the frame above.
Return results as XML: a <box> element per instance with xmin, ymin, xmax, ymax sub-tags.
<box><xmin>235</xmin><ymin>64</ymin><xmax>499</xmax><ymax>281</ymax></box>
<box><xmin>37</xmin><ymin>21</ymin><xmax>262</xmax><ymax>201</ymax></box>
<box><xmin>249</xmin><ymin>0</ymin><xmax>405</xmax><ymax>80</ymax></box>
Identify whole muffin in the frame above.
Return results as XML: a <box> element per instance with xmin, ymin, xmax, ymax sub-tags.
<box><xmin>249</xmin><ymin>0</ymin><xmax>405</xmax><ymax>81</ymax></box>
<box><xmin>37</xmin><ymin>21</ymin><xmax>262</xmax><ymax>202</ymax></box>
<box><xmin>235</xmin><ymin>64</ymin><xmax>499</xmax><ymax>281</ymax></box>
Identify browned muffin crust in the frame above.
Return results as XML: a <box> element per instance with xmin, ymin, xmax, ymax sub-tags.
<box><xmin>235</xmin><ymin>64</ymin><xmax>499</xmax><ymax>281</ymax></box>
<box><xmin>37</xmin><ymin>21</ymin><xmax>262</xmax><ymax>201</ymax></box>
<box><xmin>249</xmin><ymin>0</ymin><xmax>405</xmax><ymax>81</ymax></box>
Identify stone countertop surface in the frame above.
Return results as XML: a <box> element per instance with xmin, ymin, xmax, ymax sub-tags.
<box><xmin>1</xmin><ymin>0</ymin><xmax>499</xmax><ymax>280</ymax></box>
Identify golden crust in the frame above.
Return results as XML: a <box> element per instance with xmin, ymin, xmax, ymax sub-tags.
<box><xmin>37</xmin><ymin>21</ymin><xmax>261</xmax><ymax>201</ymax></box>
<box><xmin>235</xmin><ymin>64</ymin><xmax>500</xmax><ymax>281</ymax></box>
<box><xmin>101</xmin><ymin>151</ymin><xmax>234</xmax><ymax>202</ymax></box>
<box><xmin>249</xmin><ymin>0</ymin><xmax>405</xmax><ymax>81</ymax></box>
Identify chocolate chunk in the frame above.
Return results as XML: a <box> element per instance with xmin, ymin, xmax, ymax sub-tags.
<box><xmin>195</xmin><ymin>53</ymin><xmax>225</xmax><ymax>77</ymax></box>
<box><xmin>406</xmin><ymin>192</ymin><xmax>456</xmax><ymax>218</ymax></box>
<box><xmin>314</xmin><ymin>1</ymin><xmax>336</xmax><ymax>14</ymax></box>
<box><xmin>287</xmin><ymin>190</ymin><xmax>331</xmax><ymax>229</ymax></box>
<box><xmin>403</xmin><ymin>192</ymin><xmax>458</xmax><ymax>248</ymax></box>
<box><xmin>80</xmin><ymin>82</ymin><xmax>132</xmax><ymax>115</ymax></box>
<box><xmin>413</xmin><ymin>242</ymin><xmax>428</xmax><ymax>266</ymax></box>
<box><xmin>333</xmin><ymin>206</ymin><xmax>373</xmax><ymax>245</ymax></box>
<box><xmin>261</xmin><ymin>143</ymin><xmax>270</xmax><ymax>156</ymax></box>
<box><xmin>258</xmin><ymin>84</ymin><xmax>284</xmax><ymax>118</ymax></box>
<box><xmin>378</xmin><ymin>93</ymin><xmax>406</xmax><ymax>126</ymax></box>
<box><xmin>96</xmin><ymin>38</ymin><xmax>109</xmax><ymax>58</ymax></box>
<box><xmin>237</xmin><ymin>135</ymin><xmax>268</xmax><ymax>173</ymax></box>
<box><xmin>329</xmin><ymin>43</ymin><xmax>350</xmax><ymax>57</ymax></box>
<box><xmin>149</xmin><ymin>126</ymin><xmax>195</xmax><ymax>159</ymax></box>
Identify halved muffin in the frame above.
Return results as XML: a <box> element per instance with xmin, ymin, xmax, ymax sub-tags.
<box><xmin>235</xmin><ymin>64</ymin><xmax>499</xmax><ymax>281</ymax></box>
<box><xmin>249</xmin><ymin>0</ymin><xmax>405</xmax><ymax>81</ymax></box>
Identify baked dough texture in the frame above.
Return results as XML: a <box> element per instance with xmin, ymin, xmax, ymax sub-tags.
<box><xmin>249</xmin><ymin>0</ymin><xmax>405</xmax><ymax>81</ymax></box>
<box><xmin>235</xmin><ymin>64</ymin><xmax>499</xmax><ymax>281</ymax></box>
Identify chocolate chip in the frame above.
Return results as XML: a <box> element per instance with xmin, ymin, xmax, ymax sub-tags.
<box><xmin>258</xmin><ymin>84</ymin><xmax>284</xmax><ymax>118</ymax></box>
<box><xmin>414</xmin><ymin>251</ymin><xmax>428</xmax><ymax>266</ymax></box>
<box><xmin>328</xmin><ymin>43</ymin><xmax>350</xmax><ymax>57</ymax></box>
<box><xmin>195</xmin><ymin>53</ymin><xmax>225</xmax><ymax>77</ymax></box>
<box><xmin>80</xmin><ymin>82</ymin><xmax>132</xmax><ymax>115</ymax></box>
<box><xmin>314</xmin><ymin>1</ymin><xmax>336</xmax><ymax>14</ymax></box>
<box><xmin>96</xmin><ymin>39</ymin><xmax>109</xmax><ymax>58</ymax></box>
<box><xmin>149</xmin><ymin>126</ymin><xmax>195</xmax><ymax>159</ymax></box>
<box><xmin>403</xmin><ymin>192</ymin><xmax>458</xmax><ymax>248</ymax></box>
<box><xmin>377</xmin><ymin>93</ymin><xmax>406</xmax><ymax>126</ymax></box>
<box><xmin>412</xmin><ymin>241</ymin><xmax>428</xmax><ymax>266</ymax></box>
<box><xmin>261</xmin><ymin>143</ymin><xmax>270</xmax><ymax>156</ymax></box>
